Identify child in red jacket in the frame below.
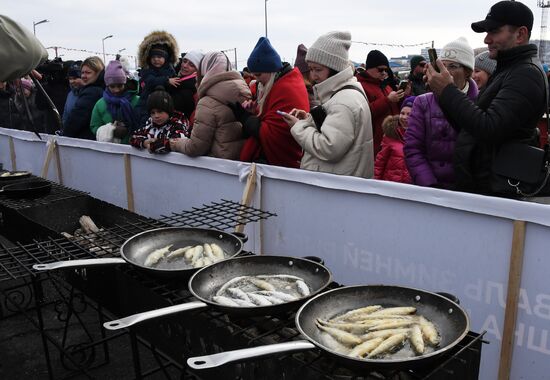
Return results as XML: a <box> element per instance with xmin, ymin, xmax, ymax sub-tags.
<box><xmin>374</xmin><ymin>96</ymin><xmax>415</xmax><ymax>183</ymax></box>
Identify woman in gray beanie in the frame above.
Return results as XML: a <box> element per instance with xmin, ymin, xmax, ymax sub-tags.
<box><xmin>472</xmin><ymin>51</ymin><xmax>496</xmax><ymax>91</ymax></box>
<box><xmin>282</xmin><ymin>30</ymin><xmax>374</xmax><ymax>178</ymax></box>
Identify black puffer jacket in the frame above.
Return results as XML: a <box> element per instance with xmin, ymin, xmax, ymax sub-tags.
<box><xmin>437</xmin><ymin>44</ymin><xmax>546</xmax><ymax>194</ymax></box>
<box><xmin>62</xmin><ymin>71</ymin><xmax>105</xmax><ymax>140</ymax></box>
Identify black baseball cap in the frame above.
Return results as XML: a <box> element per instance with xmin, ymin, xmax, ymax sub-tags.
<box><xmin>471</xmin><ymin>1</ymin><xmax>534</xmax><ymax>33</ymax></box>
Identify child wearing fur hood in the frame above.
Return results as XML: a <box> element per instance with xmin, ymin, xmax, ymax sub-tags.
<box><xmin>374</xmin><ymin>96</ymin><xmax>414</xmax><ymax>184</ymax></box>
<box><xmin>136</xmin><ymin>31</ymin><xmax>179</xmax><ymax>128</ymax></box>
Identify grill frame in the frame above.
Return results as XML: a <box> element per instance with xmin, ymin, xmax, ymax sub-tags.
<box><xmin>0</xmin><ymin>190</ymin><xmax>483</xmax><ymax>379</ymax></box>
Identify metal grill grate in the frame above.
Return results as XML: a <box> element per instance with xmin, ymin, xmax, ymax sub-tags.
<box><xmin>0</xmin><ymin>219</ymin><xmax>166</xmax><ymax>282</ymax></box>
<box><xmin>158</xmin><ymin>199</ymin><xmax>276</xmax><ymax>231</ymax></box>
<box><xmin>0</xmin><ymin>200</ymin><xmax>275</xmax><ymax>282</ymax></box>
<box><xmin>0</xmin><ymin>179</ymin><xmax>88</xmax><ymax>210</ymax></box>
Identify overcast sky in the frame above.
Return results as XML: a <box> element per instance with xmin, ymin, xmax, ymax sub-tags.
<box><xmin>4</xmin><ymin>0</ymin><xmax>545</xmax><ymax>69</ymax></box>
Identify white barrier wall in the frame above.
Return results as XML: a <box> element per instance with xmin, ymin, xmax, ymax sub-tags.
<box><xmin>2</xmin><ymin>128</ymin><xmax>550</xmax><ymax>379</ymax></box>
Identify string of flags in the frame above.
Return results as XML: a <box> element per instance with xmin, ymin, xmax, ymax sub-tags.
<box><xmin>352</xmin><ymin>40</ymin><xmax>433</xmax><ymax>48</ymax></box>
<box><xmin>45</xmin><ymin>46</ymin><xmax>137</xmax><ymax>59</ymax></box>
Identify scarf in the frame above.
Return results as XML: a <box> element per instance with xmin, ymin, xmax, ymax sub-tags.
<box><xmin>199</xmin><ymin>52</ymin><xmax>231</xmax><ymax>83</ymax></box>
<box><xmin>103</xmin><ymin>89</ymin><xmax>138</xmax><ymax>131</ymax></box>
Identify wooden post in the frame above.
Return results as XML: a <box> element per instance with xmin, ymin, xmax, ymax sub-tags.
<box><xmin>8</xmin><ymin>136</ymin><xmax>16</xmax><ymax>171</ymax></box>
<box><xmin>41</xmin><ymin>140</ymin><xmax>57</xmax><ymax>178</ymax></box>
<box><xmin>124</xmin><ymin>154</ymin><xmax>135</xmax><ymax>212</ymax></box>
<box><xmin>54</xmin><ymin>142</ymin><xmax>63</xmax><ymax>185</ymax></box>
<box><xmin>235</xmin><ymin>163</ymin><xmax>257</xmax><ymax>234</ymax></box>
<box><xmin>498</xmin><ymin>220</ymin><xmax>527</xmax><ymax>380</ymax></box>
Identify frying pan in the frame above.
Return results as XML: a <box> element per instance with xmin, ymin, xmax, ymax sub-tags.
<box><xmin>33</xmin><ymin>227</ymin><xmax>245</xmax><ymax>278</ymax></box>
<box><xmin>102</xmin><ymin>255</ymin><xmax>332</xmax><ymax>330</ymax></box>
<box><xmin>187</xmin><ymin>285</ymin><xmax>469</xmax><ymax>371</ymax></box>
<box><xmin>0</xmin><ymin>171</ymin><xmax>32</xmax><ymax>181</ymax></box>
<box><xmin>0</xmin><ymin>180</ymin><xmax>52</xmax><ymax>199</ymax></box>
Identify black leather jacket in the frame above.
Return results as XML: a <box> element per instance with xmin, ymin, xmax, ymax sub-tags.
<box><xmin>437</xmin><ymin>44</ymin><xmax>547</xmax><ymax>194</ymax></box>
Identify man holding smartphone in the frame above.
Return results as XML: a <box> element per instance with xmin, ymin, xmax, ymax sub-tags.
<box><xmin>426</xmin><ymin>0</ymin><xmax>546</xmax><ymax>195</ymax></box>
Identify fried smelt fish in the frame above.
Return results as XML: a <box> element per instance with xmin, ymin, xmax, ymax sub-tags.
<box><xmin>316</xmin><ymin>322</ymin><xmax>363</xmax><ymax>346</ymax></box>
<box><xmin>144</xmin><ymin>244</ymin><xmax>173</xmax><ymax>267</ymax></box>
<box><xmin>216</xmin><ymin>276</ymin><xmax>248</xmax><ymax>296</ymax></box>
<box><xmin>249</xmin><ymin>278</ymin><xmax>276</xmax><ymax>291</ymax></box>
<box><xmin>255</xmin><ymin>291</ymin><xmax>297</xmax><ymax>303</ymax></box>
<box><xmin>417</xmin><ymin>316</ymin><xmax>440</xmax><ymax>346</ymax></box>
<box><xmin>367</xmin><ymin>320</ymin><xmax>414</xmax><ymax>331</ymax></box>
<box><xmin>166</xmin><ymin>246</ymin><xmax>192</xmax><ymax>260</ymax></box>
<box><xmin>366</xmin><ymin>332</ymin><xmax>408</xmax><ymax>358</ymax></box>
<box><xmin>409</xmin><ymin>324</ymin><xmax>425</xmax><ymax>354</ymax></box>
<box><xmin>248</xmin><ymin>293</ymin><xmax>273</xmax><ymax>306</ymax></box>
<box><xmin>213</xmin><ymin>296</ymin><xmax>239</xmax><ymax>307</ymax></box>
<box><xmin>190</xmin><ymin>245</ymin><xmax>204</xmax><ymax>265</ymax></box>
<box><xmin>368</xmin><ymin>307</ymin><xmax>416</xmax><ymax>317</ymax></box>
<box><xmin>296</xmin><ymin>280</ymin><xmax>310</xmax><ymax>297</ymax></box>
<box><xmin>227</xmin><ymin>287</ymin><xmax>251</xmax><ymax>302</ymax></box>
<box><xmin>203</xmin><ymin>244</ymin><xmax>217</xmax><ymax>261</ymax></box>
<box><xmin>317</xmin><ymin>319</ymin><xmax>376</xmax><ymax>335</ymax></box>
<box><xmin>349</xmin><ymin>337</ymin><xmax>385</xmax><ymax>358</ymax></box>
<box><xmin>210</xmin><ymin>243</ymin><xmax>225</xmax><ymax>260</ymax></box>
<box><xmin>232</xmin><ymin>298</ymin><xmax>256</xmax><ymax>307</ymax></box>
<box><xmin>360</xmin><ymin>328</ymin><xmax>411</xmax><ymax>342</ymax></box>
<box><xmin>331</xmin><ymin>305</ymin><xmax>382</xmax><ymax>322</ymax></box>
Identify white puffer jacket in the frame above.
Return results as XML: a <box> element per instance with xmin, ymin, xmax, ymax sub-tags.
<box><xmin>291</xmin><ymin>66</ymin><xmax>374</xmax><ymax>178</ymax></box>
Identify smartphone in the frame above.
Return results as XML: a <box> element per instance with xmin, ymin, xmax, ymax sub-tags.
<box><xmin>398</xmin><ymin>80</ymin><xmax>408</xmax><ymax>91</ymax></box>
<box><xmin>428</xmin><ymin>48</ymin><xmax>439</xmax><ymax>73</ymax></box>
<box><xmin>276</xmin><ymin>110</ymin><xmax>290</xmax><ymax>117</ymax></box>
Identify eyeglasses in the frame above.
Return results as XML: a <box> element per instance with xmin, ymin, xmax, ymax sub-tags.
<box><xmin>444</xmin><ymin>63</ymin><xmax>463</xmax><ymax>71</ymax></box>
<box><xmin>376</xmin><ymin>67</ymin><xmax>388</xmax><ymax>73</ymax></box>
<box><xmin>417</xmin><ymin>62</ymin><xmax>427</xmax><ymax>67</ymax></box>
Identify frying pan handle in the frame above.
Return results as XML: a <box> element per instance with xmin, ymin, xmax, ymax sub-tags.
<box><xmin>103</xmin><ymin>301</ymin><xmax>208</xmax><ymax>330</ymax></box>
<box><xmin>32</xmin><ymin>258</ymin><xmax>126</xmax><ymax>270</ymax></box>
<box><xmin>232</xmin><ymin>232</ymin><xmax>248</xmax><ymax>244</ymax></box>
<box><xmin>187</xmin><ymin>340</ymin><xmax>315</xmax><ymax>369</ymax></box>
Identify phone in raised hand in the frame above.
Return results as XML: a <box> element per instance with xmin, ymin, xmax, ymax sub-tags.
<box><xmin>428</xmin><ymin>48</ymin><xmax>440</xmax><ymax>73</ymax></box>
<box><xmin>398</xmin><ymin>80</ymin><xmax>409</xmax><ymax>91</ymax></box>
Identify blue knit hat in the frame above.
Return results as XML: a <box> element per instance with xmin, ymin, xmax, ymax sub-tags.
<box><xmin>247</xmin><ymin>37</ymin><xmax>282</xmax><ymax>73</ymax></box>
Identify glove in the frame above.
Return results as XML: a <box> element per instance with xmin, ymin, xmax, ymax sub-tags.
<box><xmin>228</xmin><ymin>101</ymin><xmax>252</xmax><ymax>125</ymax></box>
<box><xmin>113</xmin><ymin>125</ymin><xmax>128</xmax><ymax>139</ymax></box>
<box><xmin>242</xmin><ymin>116</ymin><xmax>261</xmax><ymax>138</ymax></box>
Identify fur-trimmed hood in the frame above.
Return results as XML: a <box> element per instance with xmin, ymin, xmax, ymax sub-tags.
<box><xmin>138</xmin><ymin>30</ymin><xmax>179</xmax><ymax>69</ymax></box>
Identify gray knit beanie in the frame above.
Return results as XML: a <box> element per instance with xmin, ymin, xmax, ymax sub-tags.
<box><xmin>306</xmin><ymin>31</ymin><xmax>351</xmax><ymax>72</ymax></box>
<box><xmin>474</xmin><ymin>51</ymin><xmax>496</xmax><ymax>75</ymax></box>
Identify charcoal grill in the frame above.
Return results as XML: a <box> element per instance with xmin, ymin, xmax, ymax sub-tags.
<box><xmin>0</xmin><ymin>195</ymin><xmax>484</xmax><ymax>379</ymax></box>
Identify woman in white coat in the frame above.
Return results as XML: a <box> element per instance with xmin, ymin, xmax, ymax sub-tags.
<box><xmin>282</xmin><ymin>31</ymin><xmax>374</xmax><ymax>178</ymax></box>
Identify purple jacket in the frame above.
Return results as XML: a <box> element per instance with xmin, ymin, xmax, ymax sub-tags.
<box><xmin>404</xmin><ymin>78</ymin><xmax>478</xmax><ymax>189</ymax></box>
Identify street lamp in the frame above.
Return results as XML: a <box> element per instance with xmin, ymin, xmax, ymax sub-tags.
<box><xmin>118</xmin><ymin>48</ymin><xmax>126</xmax><ymax>54</ymax></box>
<box><xmin>102</xmin><ymin>35</ymin><xmax>113</xmax><ymax>64</ymax></box>
<box><xmin>264</xmin><ymin>0</ymin><xmax>268</xmax><ymax>38</ymax></box>
<box><xmin>33</xmin><ymin>19</ymin><xmax>49</xmax><ymax>36</ymax></box>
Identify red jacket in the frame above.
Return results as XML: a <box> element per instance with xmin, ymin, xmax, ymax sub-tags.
<box><xmin>240</xmin><ymin>66</ymin><xmax>309</xmax><ymax>168</ymax></box>
<box><xmin>357</xmin><ymin>72</ymin><xmax>399</xmax><ymax>155</ymax></box>
<box><xmin>374</xmin><ymin>130</ymin><xmax>411</xmax><ymax>184</ymax></box>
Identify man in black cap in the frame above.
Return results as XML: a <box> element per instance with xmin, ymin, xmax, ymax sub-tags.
<box><xmin>426</xmin><ymin>0</ymin><xmax>547</xmax><ymax>195</ymax></box>
<box><xmin>408</xmin><ymin>55</ymin><xmax>427</xmax><ymax>95</ymax></box>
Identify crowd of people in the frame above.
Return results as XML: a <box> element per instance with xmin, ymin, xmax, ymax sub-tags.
<box><xmin>1</xmin><ymin>0</ymin><xmax>548</xmax><ymax>198</ymax></box>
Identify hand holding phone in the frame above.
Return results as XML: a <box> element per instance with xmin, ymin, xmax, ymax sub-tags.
<box><xmin>398</xmin><ymin>80</ymin><xmax>409</xmax><ymax>91</ymax></box>
<box><xmin>428</xmin><ymin>48</ymin><xmax>440</xmax><ymax>73</ymax></box>
<box><xmin>276</xmin><ymin>110</ymin><xmax>290</xmax><ymax>117</ymax></box>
